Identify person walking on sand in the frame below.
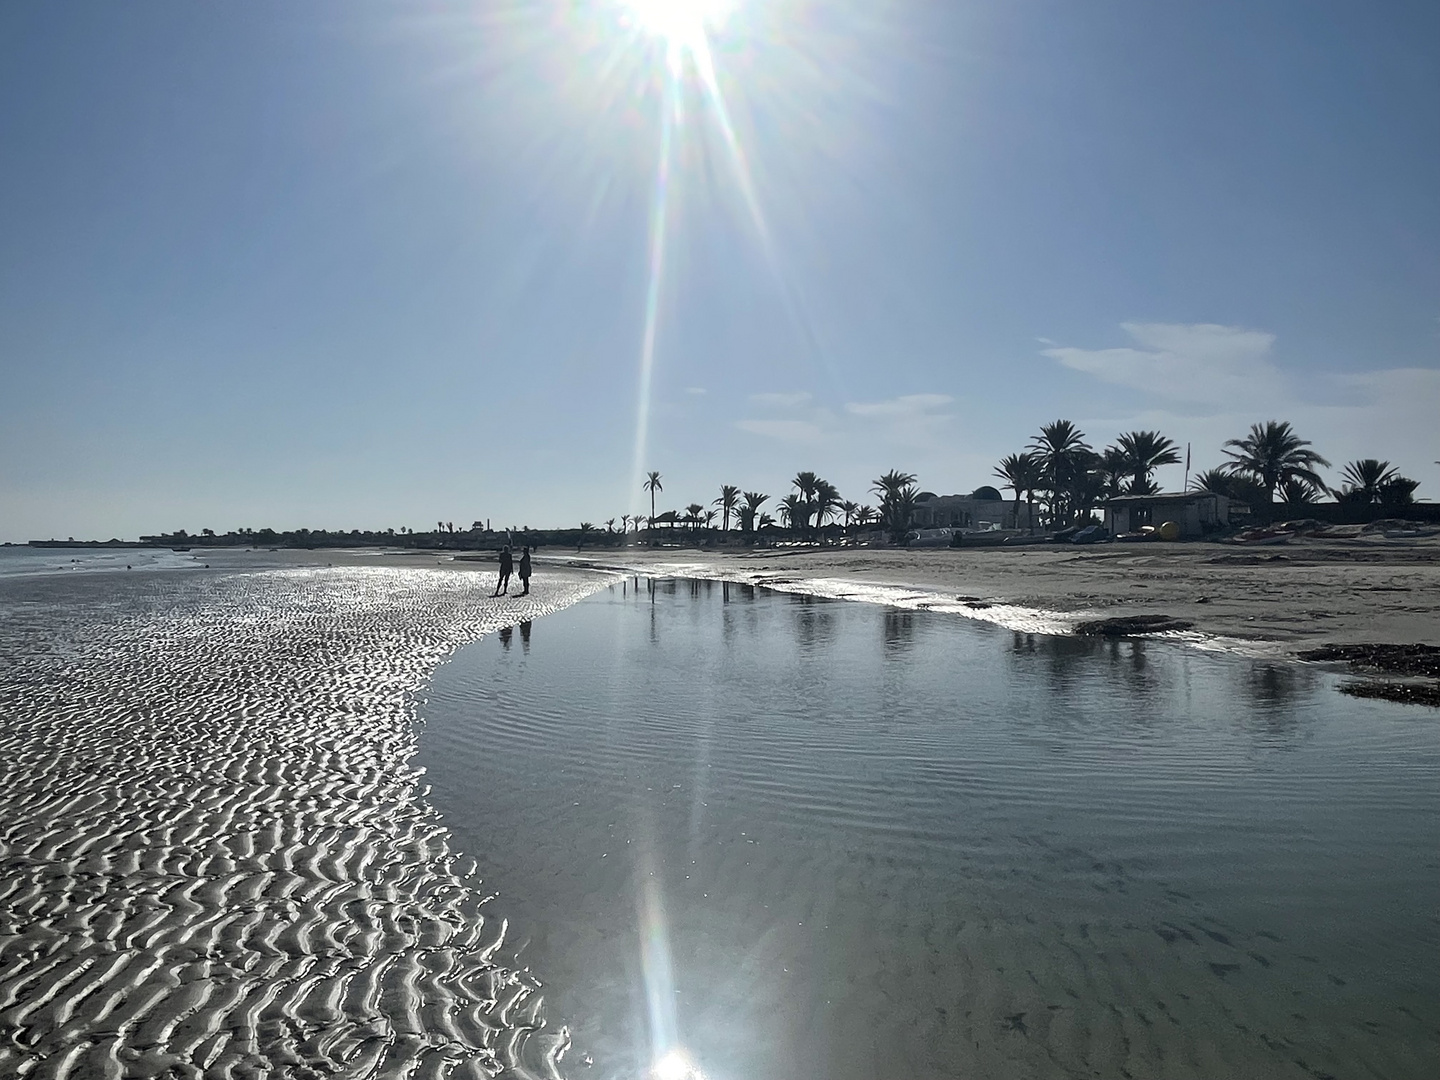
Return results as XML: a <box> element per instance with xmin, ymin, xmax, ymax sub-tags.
<box><xmin>494</xmin><ymin>545</ymin><xmax>513</xmax><ymax>596</ymax></box>
<box><xmin>518</xmin><ymin>546</ymin><xmax>532</xmax><ymax>596</ymax></box>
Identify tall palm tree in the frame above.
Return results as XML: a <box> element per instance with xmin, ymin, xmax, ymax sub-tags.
<box><xmin>778</xmin><ymin>494</ymin><xmax>807</xmax><ymax>530</ymax></box>
<box><xmin>685</xmin><ymin>503</ymin><xmax>705</xmax><ymax>534</ymax></box>
<box><xmin>791</xmin><ymin>472</ymin><xmax>818</xmax><ymax>532</ymax></box>
<box><xmin>1093</xmin><ymin>446</ymin><xmax>1130</xmax><ymax>500</ymax></box>
<box><xmin>1114</xmin><ymin>430</ymin><xmax>1181</xmax><ymax>495</ymax></box>
<box><xmin>1222</xmin><ymin>422</ymin><xmax>1330</xmax><ymax>503</ymax></box>
<box><xmin>577</xmin><ymin>522</ymin><xmax>595</xmax><ymax>550</ymax></box>
<box><xmin>813</xmin><ymin>479</ymin><xmax>841</xmax><ymax>537</ymax></box>
<box><xmin>739</xmin><ymin>492</ymin><xmax>769</xmax><ymax>535</ymax></box>
<box><xmin>714</xmin><ymin>485</ymin><xmax>740</xmax><ymax>533</ymax></box>
<box><xmin>620</xmin><ymin>513</ymin><xmax>631</xmax><ymax>534</ymax></box>
<box><xmin>1335</xmin><ymin>459</ymin><xmax>1397</xmax><ymax>504</ymax></box>
<box><xmin>841</xmin><ymin>500</ymin><xmax>859</xmax><ymax>530</ymax></box>
<box><xmin>1028</xmin><ymin>420</ymin><xmax>1092</xmax><ymax>526</ymax></box>
<box><xmin>870</xmin><ymin>470</ymin><xmax>919</xmax><ymax>544</ymax></box>
<box><xmin>643</xmin><ymin>471</ymin><xmax>663</xmax><ymax>525</ymax></box>
<box><xmin>994</xmin><ymin>452</ymin><xmax>1043</xmax><ymax>531</ymax></box>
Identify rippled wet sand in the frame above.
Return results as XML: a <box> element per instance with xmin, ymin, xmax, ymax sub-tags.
<box><xmin>0</xmin><ymin>564</ymin><xmax>608</xmax><ymax>1079</ymax></box>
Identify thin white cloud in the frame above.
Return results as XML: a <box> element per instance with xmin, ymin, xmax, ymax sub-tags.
<box><xmin>1044</xmin><ymin>322</ymin><xmax>1286</xmax><ymax>409</ymax></box>
<box><xmin>845</xmin><ymin>393</ymin><xmax>954</xmax><ymax>417</ymax></box>
<box><xmin>749</xmin><ymin>391</ymin><xmax>813</xmax><ymax>409</ymax></box>
<box><xmin>734</xmin><ymin>418</ymin><xmax>827</xmax><ymax>443</ymax></box>
<box><xmin>1046</xmin><ymin>323</ymin><xmax>1440</xmax><ymax>485</ymax></box>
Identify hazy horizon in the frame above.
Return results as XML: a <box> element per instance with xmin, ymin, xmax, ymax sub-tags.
<box><xmin>3</xmin><ymin>0</ymin><xmax>1437</xmax><ymax>543</ymax></box>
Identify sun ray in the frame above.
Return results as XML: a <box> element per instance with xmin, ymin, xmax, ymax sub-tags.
<box><xmin>629</xmin><ymin>64</ymin><xmax>679</xmax><ymax>518</ymax></box>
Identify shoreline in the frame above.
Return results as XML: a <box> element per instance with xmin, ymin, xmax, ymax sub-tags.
<box><xmin>545</xmin><ymin>539</ymin><xmax>1440</xmax><ymax>702</ymax></box>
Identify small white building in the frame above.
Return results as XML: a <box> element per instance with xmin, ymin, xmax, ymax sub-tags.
<box><xmin>1103</xmin><ymin>492</ymin><xmax>1234</xmax><ymax>538</ymax></box>
<box><xmin>911</xmin><ymin>488</ymin><xmax>1035</xmax><ymax>531</ymax></box>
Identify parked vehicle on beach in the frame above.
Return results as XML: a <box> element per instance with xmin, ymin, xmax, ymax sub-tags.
<box><xmin>905</xmin><ymin>528</ymin><xmax>955</xmax><ymax>548</ymax></box>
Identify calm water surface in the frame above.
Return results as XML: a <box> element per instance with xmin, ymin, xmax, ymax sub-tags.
<box><xmin>419</xmin><ymin>578</ymin><xmax>1439</xmax><ymax>1080</ymax></box>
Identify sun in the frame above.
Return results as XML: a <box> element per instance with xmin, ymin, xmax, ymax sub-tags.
<box><xmin>619</xmin><ymin>0</ymin><xmax>732</xmax><ymax>50</ymax></box>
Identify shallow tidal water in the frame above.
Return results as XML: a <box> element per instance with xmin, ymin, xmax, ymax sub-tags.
<box><xmin>419</xmin><ymin>577</ymin><xmax>1440</xmax><ymax>1080</ymax></box>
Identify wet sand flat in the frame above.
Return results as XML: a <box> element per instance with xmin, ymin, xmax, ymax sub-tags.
<box><xmin>0</xmin><ymin>560</ymin><xmax>608</xmax><ymax>1079</ymax></box>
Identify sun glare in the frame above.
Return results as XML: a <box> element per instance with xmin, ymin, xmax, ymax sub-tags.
<box><xmin>620</xmin><ymin>0</ymin><xmax>731</xmax><ymax>50</ymax></box>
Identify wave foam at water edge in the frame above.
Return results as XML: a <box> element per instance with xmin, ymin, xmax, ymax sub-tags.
<box><xmin>0</xmin><ymin>565</ymin><xmax>608</xmax><ymax>1080</ymax></box>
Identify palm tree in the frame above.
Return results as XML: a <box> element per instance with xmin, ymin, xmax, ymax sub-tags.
<box><xmin>1028</xmin><ymin>420</ymin><xmax>1092</xmax><ymax>526</ymax></box>
<box><xmin>855</xmin><ymin>505</ymin><xmax>877</xmax><ymax>528</ymax></box>
<box><xmin>685</xmin><ymin>503</ymin><xmax>705</xmax><ymax>534</ymax></box>
<box><xmin>1335</xmin><ymin>459</ymin><xmax>1398</xmax><ymax>504</ymax></box>
<box><xmin>1279</xmin><ymin>479</ymin><xmax>1318</xmax><ymax>507</ymax></box>
<box><xmin>791</xmin><ymin>472</ymin><xmax>818</xmax><ymax>532</ymax></box>
<box><xmin>620</xmin><ymin>513</ymin><xmax>631</xmax><ymax>534</ymax></box>
<box><xmin>1190</xmin><ymin>468</ymin><xmax>1267</xmax><ymax>509</ymax></box>
<box><xmin>1379</xmin><ymin>476</ymin><xmax>1419</xmax><ymax>512</ymax></box>
<box><xmin>1115</xmin><ymin>431</ymin><xmax>1181</xmax><ymax>495</ymax></box>
<box><xmin>577</xmin><ymin>522</ymin><xmax>595</xmax><ymax>550</ymax></box>
<box><xmin>1093</xmin><ymin>446</ymin><xmax>1130</xmax><ymax>500</ymax></box>
<box><xmin>1222</xmin><ymin>422</ymin><xmax>1330</xmax><ymax>503</ymax></box>
<box><xmin>1191</xmin><ymin>468</ymin><xmax>1235</xmax><ymax>495</ymax></box>
<box><xmin>714</xmin><ymin>485</ymin><xmax>740</xmax><ymax>533</ymax></box>
<box><xmin>643</xmin><ymin>471</ymin><xmax>663</xmax><ymax>526</ymax></box>
<box><xmin>605</xmin><ymin>518</ymin><xmax>616</xmax><ymax>533</ymax></box>
<box><xmin>994</xmin><ymin>452</ymin><xmax>1043</xmax><ymax>532</ymax></box>
<box><xmin>758</xmin><ymin>512</ymin><xmax>776</xmax><ymax>531</ymax></box>
<box><xmin>870</xmin><ymin>470</ymin><xmax>919</xmax><ymax>544</ymax></box>
<box><xmin>739</xmin><ymin>492</ymin><xmax>769</xmax><ymax>535</ymax></box>
<box><xmin>778</xmin><ymin>493</ymin><xmax>807</xmax><ymax>531</ymax></box>
<box><xmin>840</xmin><ymin>500</ymin><xmax>859</xmax><ymax>530</ymax></box>
<box><xmin>813</xmin><ymin>479</ymin><xmax>841</xmax><ymax>538</ymax></box>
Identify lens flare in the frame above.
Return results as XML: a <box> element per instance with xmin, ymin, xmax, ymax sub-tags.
<box><xmin>620</xmin><ymin>0</ymin><xmax>733</xmax><ymax>48</ymax></box>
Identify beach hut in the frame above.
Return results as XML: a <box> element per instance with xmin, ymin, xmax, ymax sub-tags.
<box><xmin>1103</xmin><ymin>492</ymin><xmax>1233</xmax><ymax>539</ymax></box>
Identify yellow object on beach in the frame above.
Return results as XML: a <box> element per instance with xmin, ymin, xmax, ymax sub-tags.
<box><xmin>1158</xmin><ymin>521</ymin><xmax>1180</xmax><ymax>541</ymax></box>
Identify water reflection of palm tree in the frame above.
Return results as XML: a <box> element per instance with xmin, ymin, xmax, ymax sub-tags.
<box><xmin>1221</xmin><ymin>421</ymin><xmax>1330</xmax><ymax>503</ymax></box>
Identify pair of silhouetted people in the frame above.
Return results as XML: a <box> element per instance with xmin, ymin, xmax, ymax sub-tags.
<box><xmin>494</xmin><ymin>545</ymin><xmax>532</xmax><ymax>597</ymax></box>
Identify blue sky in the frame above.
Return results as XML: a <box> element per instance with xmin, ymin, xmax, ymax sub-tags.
<box><xmin>2</xmin><ymin>0</ymin><xmax>1437</xmax><ymax>540</ymax></box>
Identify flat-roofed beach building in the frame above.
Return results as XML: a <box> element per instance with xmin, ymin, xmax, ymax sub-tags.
<box><xmin>1102</xmin><ymin>492</ymin><xmax>1234</xmax><ymax>538</ymax></box>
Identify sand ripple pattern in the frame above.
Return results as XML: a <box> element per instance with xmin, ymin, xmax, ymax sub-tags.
<box><xmin>0</xmin><ymin>566</ymin><xmax>607</xmax><ymax>1080</ymax></box>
